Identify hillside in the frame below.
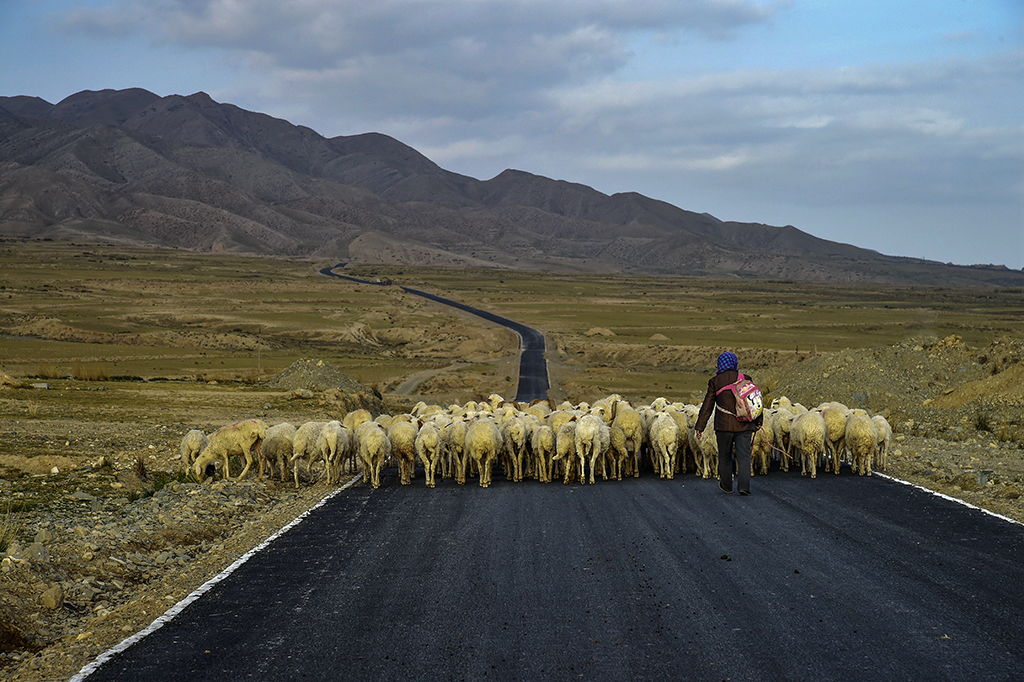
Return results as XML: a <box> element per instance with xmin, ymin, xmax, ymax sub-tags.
<box><xmin>2</xmin><ymin>88</ymin><xmax>1022</xmax><ymax>286</ymax></box>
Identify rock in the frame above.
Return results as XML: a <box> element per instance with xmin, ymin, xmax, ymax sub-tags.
<box><xmin>41</xmin><ymin>585</ymin><xmax>63</xmax><ymax>609</ymax></box>
<box><xmin>23</xmin><ymin>543</ymin><xmax>50</xmax><ymax>563</ymax></box>
<box><xmin>292</xmin><ymin>388</ymin><xmax>314</xmax><ymax>400</ymax></box>
<box><xmin>34</xmin><ymin>528</ymin><xmax>55</xmax><ymax>545</ymax></box>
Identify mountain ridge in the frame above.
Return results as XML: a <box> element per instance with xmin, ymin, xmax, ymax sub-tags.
<box><xmin>1</xmin><ymin>88</ymin><xmax>1020</xmax><ymax>286</ymax></box>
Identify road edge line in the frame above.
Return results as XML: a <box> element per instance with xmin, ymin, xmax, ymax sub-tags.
<box><xmin>68</xmin><ymin>474</ymin><xmax>363</xmax><ymax>681</ymax></box>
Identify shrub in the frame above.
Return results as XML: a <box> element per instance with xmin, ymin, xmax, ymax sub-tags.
<box><xmin>73</xmin><ymin>363</ymin><xmax>109</xmax><ymax>381</ymax></box>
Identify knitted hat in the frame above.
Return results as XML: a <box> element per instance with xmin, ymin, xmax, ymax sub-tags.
<box><xmin>716</xmin><ymin>352</ymin><xmax>738</xmax><ymax>373</ymax></box>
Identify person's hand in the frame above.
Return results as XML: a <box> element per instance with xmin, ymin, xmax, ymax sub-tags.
<box><xmin>696</xmin><ymin>430</ymin><xmax>702</xmax><ymax>439</ymax></box>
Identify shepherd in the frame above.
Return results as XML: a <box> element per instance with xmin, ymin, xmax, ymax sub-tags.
<box><xmin>695</xmin><ymin>352</ymin><xmax>764</xmax><ymax>495</ymax></box>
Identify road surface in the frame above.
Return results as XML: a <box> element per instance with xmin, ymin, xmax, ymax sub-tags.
<box><xmin>318</xmin><ymin>265</ymin><xmax>549</xmax><ymax>401</ymax></box>
<box><xmin>78</xmin><ymin>469</ymin><xmax>1024</xmax><ymax>682</ymax></box>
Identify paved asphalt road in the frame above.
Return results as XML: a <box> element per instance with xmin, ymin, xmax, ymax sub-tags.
<box><xmin>80</xmin><ymin>469</ymin><xmax>1024</xmax><ymax>682</ymax></box>
<box><xmin>317</xmin><ymin>265</ymin><xmax>549</xmax><ymax>402</ymax></box>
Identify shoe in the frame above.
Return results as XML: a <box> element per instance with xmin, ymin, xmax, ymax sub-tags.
<box><xmin>719</xmin><ymin>482</ymin><xmax>733</xmax><ymax>494</ymax></box>
<box><xmin>739</xmin><ymin>490</ymin><xmax>751</xmax><ymax>496</ymax></box>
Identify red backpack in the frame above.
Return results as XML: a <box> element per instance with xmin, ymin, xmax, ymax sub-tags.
<box><xmin>715</xmin><ymin>373</ymin><xmax>763</xmax><ymax>422</ymax></box>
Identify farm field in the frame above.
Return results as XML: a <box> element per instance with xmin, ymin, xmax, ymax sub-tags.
<box><xmin>1</xmin><ymin>238</ymin><xmax>1023</xmax><ymax>681</ymax></box>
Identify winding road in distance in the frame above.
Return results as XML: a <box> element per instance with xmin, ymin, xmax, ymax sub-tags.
<box><xmin>318</xmin><ymin>264</ymin><xmax>549</xmax><ymax>402</ymax></box>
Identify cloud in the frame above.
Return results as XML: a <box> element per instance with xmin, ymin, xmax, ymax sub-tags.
<box><xmin>59</xmin><ymin>1</ymin><xmax>786</xmax><ymax>114</ymax></box>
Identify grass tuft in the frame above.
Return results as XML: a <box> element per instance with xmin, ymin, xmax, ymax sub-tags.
<box><xmin>73</xmin><ymin>363</ymin><xmax>109</xmax><ymax>381</ymax></box>
<box><xmin>0</xmin><ymin>502</ymin><xmax>26</xmax><ymax>554</ymax></box>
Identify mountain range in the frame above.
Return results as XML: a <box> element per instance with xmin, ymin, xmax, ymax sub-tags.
<box><xmin>1</xmin><ymin>87</ymin><xmax>1020</xmax><ymax>286</ymax></box>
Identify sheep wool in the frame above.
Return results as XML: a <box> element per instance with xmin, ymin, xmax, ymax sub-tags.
<box><xmin>790</xmin><ymin>411</ymin><xmax>826</xmax><ymax>479</ymax></box>
<box><xmin>845</xmin><ymin>414</ymin><xmax>878</xmax><ymax>477</ymax></box>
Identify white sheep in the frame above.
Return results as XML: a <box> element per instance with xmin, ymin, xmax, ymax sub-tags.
<box><xmin>501</xmin><ymin>415</ymin><xmax>528</xmax><ymax>483</ymax></box>
<box><xmin>690</xmin><ymin>425</ymin><xmax>718</xmax><ymax>480</ymax></box>
<box><xmin>357</xmin><ymin>421</ymin><xmax>392</xmax><ymax>489</ymax></box>
<box><xmin>769</xmin><ymin>408</ymin><xmax>796</xmax><ymax>471</ymax></box>
<box><xmin>342</xmin><ymin>409</ymin><xmax>373</xmax><ymax>473</ymax></box>
<box><xmin>445</xmin><ymin>419</ymin><xmax>470</xmax><ymax>485</ymax></box>
<box><xmin>751</xmin><ymin>424</ymin><xmax>772</xmax><ymax>476</ymax></box>
<box><xmin>317</xmin><ymin>420</ymin><xmax>350</xmax><ymax>485</ymax></box>
<box><xmin>290</xmin><ymin>421</ymin><xmax>325</xmax><ymax>488</ymax></box>
<box><xmin>530</xmin><ymin>424</ymin><xmax>556</xmax><ymax>483</ymax></box>
<box><xmin>261</xmin><ymin>422</ymin><xmax>296</xmax><ymax>482</ymax></box>
<box><xmin>845</xmin><ymin>414</ymin><xmax>877</xmax><ymax>477</ymax></box>
<box><xmin>388</xmin><ymin>418</ymin><xmax>420</xmax><ymax>485</ymax></box>
<box><xmin>553</xmin><ymin>420</ymin><xmax>579</xmax><ymax>484</ymax></box>
<box><xmin>415</xmin><ymin>421</ymin><xmax>444</xmax><ymax>488</ymax></box>
<box><xmin>466</xmin><ymin>418</ymin><xmax>503</xmax><ymax>488</ymax></box>
<box><xmin>648</xmin><ymin>412</ymin><xmax>680</xmax><ymax>480</ymax></box>
<box><xmin>611</xmin><ymin>402</ymin><xmax>644</xmax><ymax>478</ymax></box>
<box><xmin>179</xmin><ymin>429</ymin><xmax>209</xmax><ymax>473</ymax></box>
<box><xmin>574</xmin><ymin>413</ymin><xmax>611</xmax><ymax>484</ymax></box>
<box><xmin>871</xmin><ymin>415</ymin><xmax>892</xmax><ymax>472</ymax></box>
<box><xmin>605</xmin><ymin>425</ymin><xmax>629</xmax><ymax>481</ymax></box>
<box><xmin>820</xmin><ymin>403</ymin><xmax>850</xmax><ymax>474</ymax></box>
<box><xmin>192</xmin><ymin>419</ymin><xmax>268</xmax><ymax>482</ymax></box>
<box><xmin>665</xmin><ymin>409</ymin><xmax>691</xmax><ymax>476</ymax></box>
<box><xmin>790</xmin><ymin>411</ymin><xmax>826</xmax><ymax>479</ymax></box>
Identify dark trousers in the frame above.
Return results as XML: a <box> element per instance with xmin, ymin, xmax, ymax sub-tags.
<box><xmin>717</xmin><ymin>430</ymin><xmax>753</xmax><ymax>493</ymax></box>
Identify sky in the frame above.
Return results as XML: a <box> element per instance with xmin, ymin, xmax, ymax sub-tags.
<box><xmin>2</xmin><ymin>0</ymin><xmax>1022</xmax><ymax>269</ymax></box>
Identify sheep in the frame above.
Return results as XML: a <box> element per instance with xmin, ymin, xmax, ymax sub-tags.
<box><xmin>751</xmin><ymin>424</ymin><xmax>772</xmax><ymax>476</ymax></box>
<box><xmin>415</xmin><ymin>421</ymin><xmax>444</xmax><ymax>488</ymax></box>
<box><xmin>466</xmin><ymin>418</ymin><xmax>503</xmax><ymax>488</ymax></box>
<box><xmin>546</xmin><ymin>409</ymin><xmax>575</xmax><ymax>436</ymax></box>
<box><xmin>356</xmin><ymin>421</ymin><xmax>392</xmax><ymax>489</ymax></box>
<box><xmin>530</xmin><ymin>424</ymin><xmax>556</xmax><ymax>483</ymax></box>
<box><xmin>845</xmin><ymin>414</ymin><xmax>877</xmax><ymax>477</ymax></box>
<box><xmin>648</xmin><ymin>412</ymin><xmax>680</xmax><ymax>480</ymax></box>
<box><xmin>871</xmin><ymin>415</ymin><xmax>892</xmax><ymax>472</ymax></box>
<box><xmin>388</xmin><ymin>418</ymin><xmax>420</xmax><ymax>485</ymax></box>
<box><xmin>690</xmin><ymin>425</ymin><xmax>718</xmax><ymax>480</ymax></box>
<box><xmin>290</xmin><ymin>421</ymin><xmax>325</xmax><ymax>488</ymax></box>
<box><xmin>343</xmin><ymin>408</ymin><xmax>374</xmax><ymax>473</ymax></box>
<box><xmin>553</xmin><ymin>421</ymin><xmax>579</xmax><ymax>484</ymax></box>
<box><xmin>524</xmin><ymin>398</ymin><xmax>555</xmax><ymax>421</ymax></box>
<box><xmin>606</xmin><ymin>425</ymin><xmax>629</xmax><ymax>481</ymax></box>
<box><xmin>501</xmin><ymin>415</ymin><xmax>528</xmax><ymax>483</ymax></box>
<box><xmin>179</xmin><ymin>429</ymin><xmax>209</xmax><ymax>473</ymax></box>
<box><xmin>317</xmin><ymin>420</ymin><xmax>350</xmax><ymax>485</ymax></box>
<box><xmin>574</xmin><ymin>413</ymin><xmax>611</xmax><ymax>484</ymax></box>
<box><xmin>790</xmin><ymin>411</ymin><xmax>826</xmax><ymax>479</ymax></box>
<box><xmin>611</xmin><ymin>402</ymin><xmax>644</xmax><ymax>478</ymax></box>
<box><xmin>665</xmin><ymin>409</ymin><xmax>691</xmax><ymax>475</ymax></box>
<box><xmin>820</xmin><ymin>403</ymin><xmax>850</xmax><ymax>474</ymax></box>
<box><xmin>445</xmin><ymin>419</ymin><xmax>471</xmax><ymax>485</ymax></box>
<box><xmin>770</xmin><ymin>409</ymin><xmax>797</xmax><ymax>471</ymax></box>
<box><xmin>261</xmin><ymin>422</ymin><xmax>296</xmax><ymax>482</ymax></box>
<box><xmin>192</xmin><ymin>419</ymin><xmax>268</xmax><ymax>482</ymax></box>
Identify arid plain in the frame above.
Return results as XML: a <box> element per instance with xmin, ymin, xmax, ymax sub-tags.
<box><xmin>2</xmin><ymin>239</ymin><xmax>1023</xmax><ymax>680</ymax></box>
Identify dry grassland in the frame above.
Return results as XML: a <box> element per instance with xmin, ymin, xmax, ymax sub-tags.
<box><xmin>1</xmin><ymin>239</ymin><xmax>1024</xmax><ymax>681</ymax></box>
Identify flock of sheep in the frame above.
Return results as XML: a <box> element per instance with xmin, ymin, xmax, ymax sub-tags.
<box><xmin>179</xmin><ymin>393</ymin><xmax>893</xmax><ymax>489</ymax></box>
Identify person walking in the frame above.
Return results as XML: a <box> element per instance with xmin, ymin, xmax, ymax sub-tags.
<box><xmin>695</xmin><ymin>352</ymin><xmax>763</xmax><ymax>495</ymax></box>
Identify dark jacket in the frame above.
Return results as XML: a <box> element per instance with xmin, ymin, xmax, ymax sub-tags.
<box><xmin>695</xmin><ymin>369</ymin><xmax>763</xmax><ymax>433</ymax></box>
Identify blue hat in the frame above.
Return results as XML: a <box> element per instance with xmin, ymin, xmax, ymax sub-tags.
<box><xmin>716</xmin><ymin>352</ymin><xmax>738</xmax><ymax>373</ymax></box>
